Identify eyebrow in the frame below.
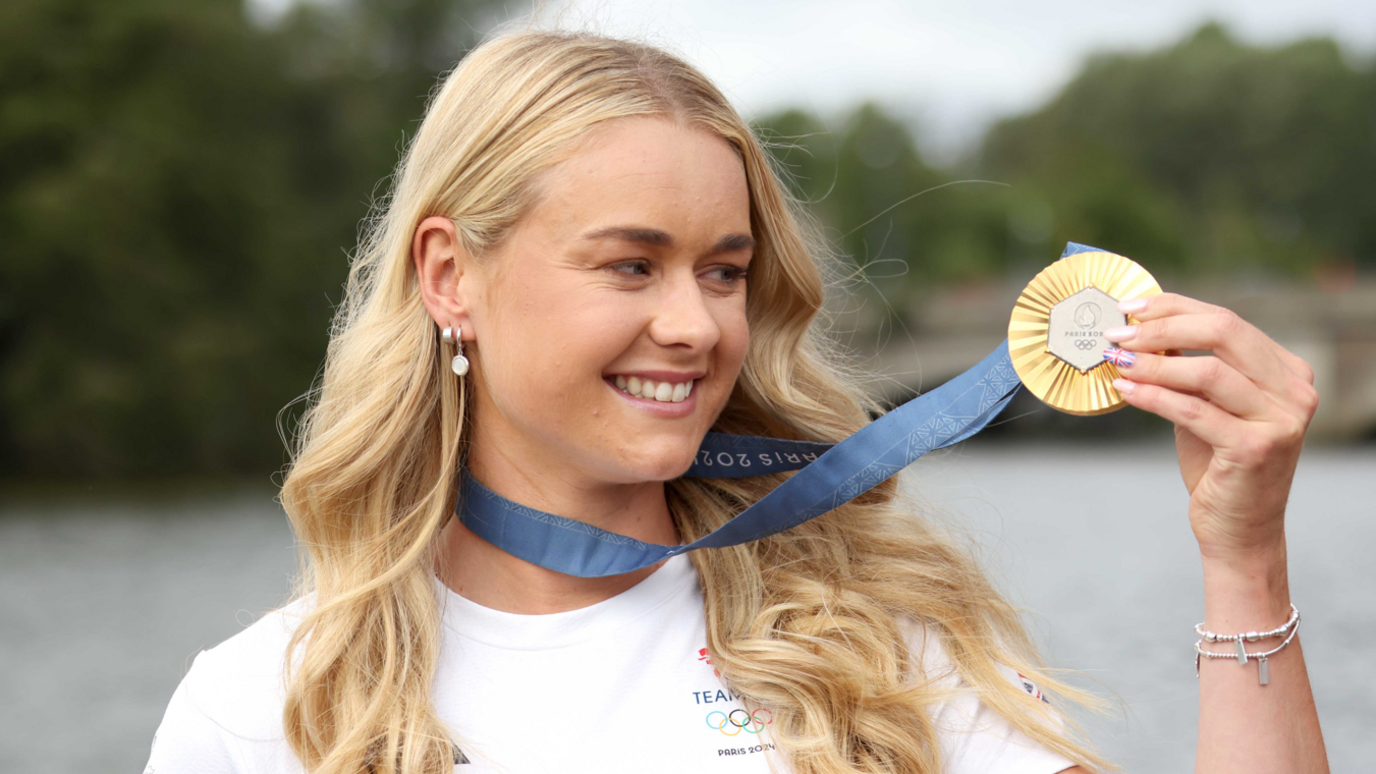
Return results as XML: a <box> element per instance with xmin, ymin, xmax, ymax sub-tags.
<box><xmin>580</xmin><ymin>226</ymin><xmax>756</xmax><ymax>257</ymax></box>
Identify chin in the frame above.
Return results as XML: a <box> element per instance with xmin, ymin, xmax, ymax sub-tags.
<box><xmin>607</xmin><ymin>438</ymin><xmax>702</xmax><ymax>483</ymax></box>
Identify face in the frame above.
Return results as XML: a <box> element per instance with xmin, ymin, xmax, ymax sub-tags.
<box><xmin>441</xmin><ymin>117</ymin><xmax>754</xmax><ymax>485</ymax></box>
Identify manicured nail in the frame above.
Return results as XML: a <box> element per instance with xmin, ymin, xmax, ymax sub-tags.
<box><xmin>1118</xmin><ymin>298</ymin><xmax>1147</xmax><ymax>314</ymax></box>
<box><xmin>1103</xmin><ymin>325</ymin><xmax>1137</xmax><ymax>342</ymax></box>
<box><xmin>1112</xmin><ymin>378</ymin><xmax>1136</xmax><ymax>394</ymax></box>
<box><xmin>1103</xmin><ymin>346</ymin><xmax>1136</xmax><ymax>367</ymax></box>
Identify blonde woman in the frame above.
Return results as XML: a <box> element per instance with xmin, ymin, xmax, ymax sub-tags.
<box><xmin>145</xmin><ymin>29</ymin><xmax>1328</xmax><ymax>774</ymax></box>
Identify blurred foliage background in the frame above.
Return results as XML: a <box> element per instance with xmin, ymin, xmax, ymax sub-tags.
<box><xmin>757</xmin><ymin>22</ymin><xmax>1376</xmax><ymax>285</ymax></box>
<box><xmin>2</xmin><ymin>1</ymin><xmax>1373</xmax><ymax>479</ymax></box>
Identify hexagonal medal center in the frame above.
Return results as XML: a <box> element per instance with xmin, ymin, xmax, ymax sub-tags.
<box><xmin>1046</xmin><ymin>286</ymin><xmax>1126</xmax><ymax>372</ymax></box>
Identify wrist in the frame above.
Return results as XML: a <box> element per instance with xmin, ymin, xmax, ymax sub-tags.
<box><xmin>1200</xmin><ymin>538</ymin><xmax>1292</xmax><ymax>632</ymax></box>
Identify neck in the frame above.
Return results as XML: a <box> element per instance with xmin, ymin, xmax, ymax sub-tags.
<box><xmin>436</xmin><ymin>434</ymin><xmax>681</xmax><ymax>615</ymax></box>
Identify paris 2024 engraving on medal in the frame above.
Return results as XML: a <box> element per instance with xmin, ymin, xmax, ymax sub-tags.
<box><xmin>1045</xmin><ymin>285</ymin><xmax>1126</xmax><ymax>372</ymax></box>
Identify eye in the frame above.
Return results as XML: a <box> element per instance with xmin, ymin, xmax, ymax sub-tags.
<box><xmin>608</xmin><ymin>259</ymin><xmax>651</xmax><ymax>277</ymax></box>
<box><xmin>704</xmin><ymin>265</ymin><xmax>750</xmax><ymax>285</ymax></box>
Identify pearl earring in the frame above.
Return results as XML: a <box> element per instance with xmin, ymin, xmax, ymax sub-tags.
<box><xmin>441</xmin><ymin>325</ymin><xmax>470</xmax><ymax>376</ymax></box>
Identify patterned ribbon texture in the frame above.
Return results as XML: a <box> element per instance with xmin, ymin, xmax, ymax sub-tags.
<box><xmin>457</xmin><ymin>339</ymin><xmax>1023</xmax><ymax>577</ymax></box>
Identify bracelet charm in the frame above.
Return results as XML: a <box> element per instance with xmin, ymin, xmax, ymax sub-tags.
<box><xmin>1193</xmin><ymin>604</ymin><xmax>1301</xmax><ymax>686</ymax></box>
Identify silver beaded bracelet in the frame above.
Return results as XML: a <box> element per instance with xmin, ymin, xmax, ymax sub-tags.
<box><xmin>1193</xmin><ymin>604</ymin><xmax>1301</xmax><ymax>686</ymax></box>
<box><xmin>1195</xmin><ymin>603</ymin><xmax>1299</xmax><ymax>644</ymax></box>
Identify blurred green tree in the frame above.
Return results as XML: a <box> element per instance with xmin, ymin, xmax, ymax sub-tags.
<box><xmin>981</xmin><ymin>22</ymin><xmax>1376</xmax><ymax>275</ymax></box>
<box><xmin>755</xmin><ymin>22</ymin><xmax>1375</xmax><ymax>308</ymax></box>
<box><xmin>0</xmin><ymin>0</ymin><xmax>503</xmax><ymax>477</ymax></box>
<box><xmin>3</xmin><ymin>13</ymin><xmax>1372</xmax><ymax>478</ymax></box>
<box><xmin>754</xmin><ymin>103</ymin><xmax>1008</xmax><ymax>296</ymax></box>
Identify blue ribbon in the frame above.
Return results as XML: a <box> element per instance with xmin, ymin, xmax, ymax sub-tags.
<box><xmin>456</xmin><ymin>338</ymin><xmax>1023</xmax><ymax>578</ymax></box>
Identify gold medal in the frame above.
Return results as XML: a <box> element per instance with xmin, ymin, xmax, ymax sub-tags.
<box><xmin>1008</xmin><ymin>245</ymin><xmax>1162</xmax><ymax>416</ymax></box>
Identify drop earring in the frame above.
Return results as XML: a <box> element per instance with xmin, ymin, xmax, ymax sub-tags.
<box><xmin>441</xmin><ymin>324</ymin><xmax>470</xmax><ymax>376</ymax></box>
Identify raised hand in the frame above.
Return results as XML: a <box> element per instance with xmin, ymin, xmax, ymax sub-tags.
<box><xmin>1099</xmin><ymin>290</ymin><xmax>1328</xmax><ymax>774</ymax></box>
<box><xmin>1102</xmin><ymin>292</ymin><xmax>1319</xmax><ymax>561</ymax></box>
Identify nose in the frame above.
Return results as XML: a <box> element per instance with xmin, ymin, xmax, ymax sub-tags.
<box><xmin>646</xmin><ymin>268</ymin><xmax>722</xmax><ymax>353</ymax></box>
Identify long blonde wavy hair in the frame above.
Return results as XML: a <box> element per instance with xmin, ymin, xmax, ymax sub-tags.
<box><xmin>278</xmin><ymin>27</ymin><xmax>1107</xmax><ymax>774</ymax></box>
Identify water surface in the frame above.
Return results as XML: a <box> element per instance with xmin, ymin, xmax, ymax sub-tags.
<box><xmin>1</xmin><ymin>443</ymin><xmax>1370</xmax><ymax>772</ymax></box>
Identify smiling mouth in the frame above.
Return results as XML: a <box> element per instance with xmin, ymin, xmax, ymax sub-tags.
<box><xmin>607</xmin><ymin>375</ymin><xmax>696</xmax><ymax>403</ymax></box>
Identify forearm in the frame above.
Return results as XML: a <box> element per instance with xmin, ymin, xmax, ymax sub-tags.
<box><xmin>1195</xmin><ymin>539</ymin><xmax>1327</xmax><ymax>774</ymax></box>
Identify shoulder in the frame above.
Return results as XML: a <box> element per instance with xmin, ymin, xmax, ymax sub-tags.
<box><xmin>897</xmin><ymin>616</ymin><xmax>1078</xmax><ymax>774</ymax></box>
<box><xmin>899</xmin><ymin>616</ymin><xmax>1048</xmax><ymax>701</ymax></box>
<box><xmin>145</xmin><ymin>596</ymin><xmax>315</xmax><ymax>773</ymax></box>
<box><xmin>188</xmin><ymin>595</ymin><xmax>313</xmax><ymax>735</ymax></box>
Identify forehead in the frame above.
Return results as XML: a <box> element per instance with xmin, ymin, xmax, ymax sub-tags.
<box><xmin>522</xmin><ymin>117</ymin><xmax>752</xmax><ymax>242</ymax></box>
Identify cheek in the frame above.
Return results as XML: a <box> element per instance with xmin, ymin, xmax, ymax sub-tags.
<box><xmin>559</xmin><ymin>308</ymin><xmax>645</xmax><ymax>382</ymax></box>
<box><xmin>694</xmin><ymin>303</ymin><xmax>749</xmax><ymax>427</ymax></box>
<box><xmin>483</xmin><ymin>283</ymin><xmax>642</xmax><ymax>405</ymax></box>
<box><xmin>715</xmin><ymin>303</ymin><xmax>751</xmax><ymax>375</ymax></box>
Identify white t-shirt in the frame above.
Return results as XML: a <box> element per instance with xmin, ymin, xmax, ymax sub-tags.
<box><xmin>145</xmin><ymin>553</ymin><xmax>1076</xmax><ymax>773</ymax></box>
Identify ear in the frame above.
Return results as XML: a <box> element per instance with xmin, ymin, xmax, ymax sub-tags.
<box><xmin>413</xmin><ymin>215</ymin><xmax>477</xmax><ymax>341</ymax></box>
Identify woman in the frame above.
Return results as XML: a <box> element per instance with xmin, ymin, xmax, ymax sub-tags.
<box><xmin>145</xmin><ymin>29</ymin><xmax>1328</xmax><ymax>774</ymax></box>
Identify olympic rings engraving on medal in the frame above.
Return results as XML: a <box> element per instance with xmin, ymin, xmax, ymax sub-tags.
<box><xmin>706</xmin><ymin>708</ymin><xmax>774</xmax><ymax>736</ymax></box>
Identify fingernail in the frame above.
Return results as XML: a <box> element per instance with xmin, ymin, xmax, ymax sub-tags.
<box><xmin>1118</xmin><ymin>298</ymin><xmax>1147</xmax><ymax>314</ymax></box>
<box><xmin>1103</xmin><ymin>346</ymin><xmax>1136</xmax><ymax>367</ymax></box>
<box><xmin>1112</xmin><ymin>378</ymin><xmax>1136</xmax><ymax>394</ymax></box>
<box><xmin>1103</xmin><ymin>325</ymin><xmax>1137</xmax><ymax>342</ymax></box>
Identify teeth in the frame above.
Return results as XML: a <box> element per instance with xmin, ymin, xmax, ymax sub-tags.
<box><xmin>611</xmin><ymin>376</ymin><xmax>697</xmax><ymax>403</ymax></box>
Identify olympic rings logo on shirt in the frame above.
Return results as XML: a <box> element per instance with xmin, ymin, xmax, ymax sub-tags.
<box><xmin>706</xmin><ymin>708</ymin><xmax>774</xmax><ymax>736</ymax></box>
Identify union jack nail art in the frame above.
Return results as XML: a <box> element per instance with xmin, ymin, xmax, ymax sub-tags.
<box><xmin>1103</xmin><ymin>347</ymin><xmax>1136</xmax><ymax>367</ymax></box>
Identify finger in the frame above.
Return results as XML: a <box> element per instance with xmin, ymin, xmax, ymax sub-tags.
<box><xmin>1155</xmin><ymin>349</ymin><xmax>1210</xmax><ymax>403</ymax></box>
<box><xmin>1120</xmin><ymin>292</ymin><xmax>1316</xmax><ymax>385</ymax></box>
<box><xmin>1118</xmin><ymin>291</ymin><xmax>1227</xmax><ymax>320</ymax></box>
<box><xmin>1108</xmin><ymin>350</ymin><xmax>1274</xmax><ymax>421</ymax></box>
<box><xmin>1104</xmin><ymin>312</ymin><xmax>1296</xmax><ymax>403</ymax></box>
<box><xmin>1284</xmin><ymin>355</ymin><xmax>1316</xmax><ymax>386</ymax></box>
<box><xmin>1112</xmin><ymin>378</ymin><xmax>1247</xmax><ymax>450</ymax></box>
